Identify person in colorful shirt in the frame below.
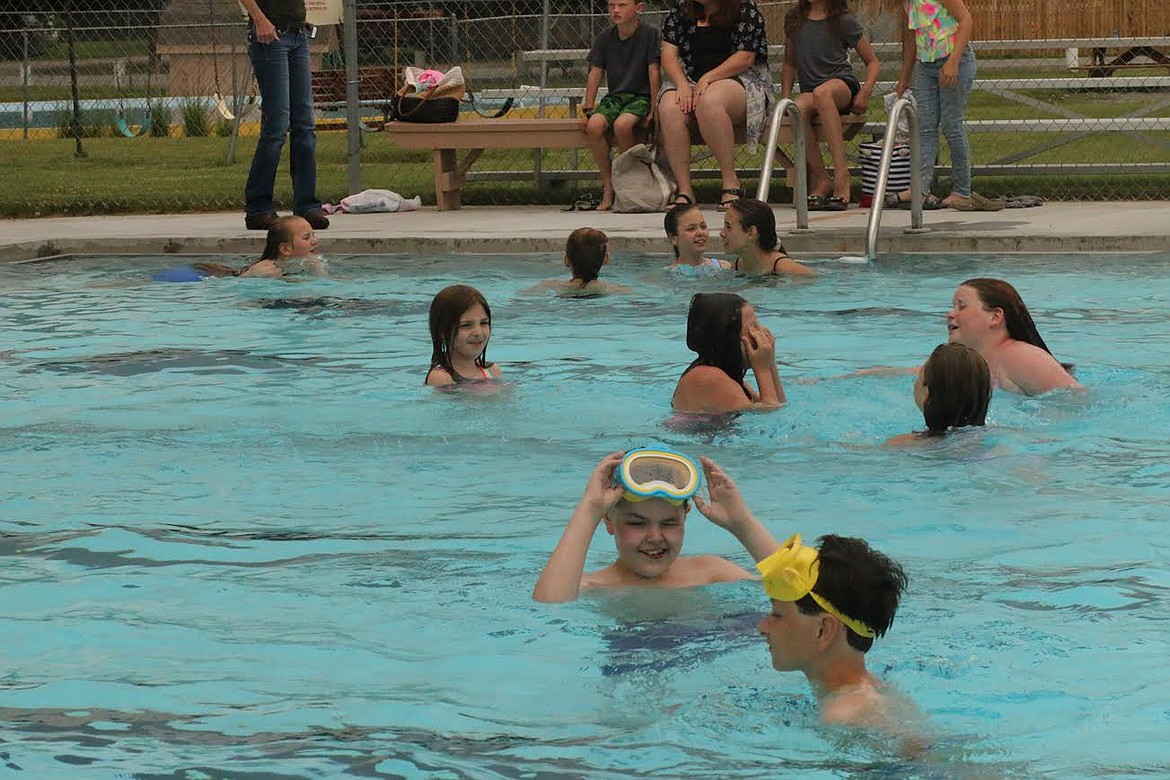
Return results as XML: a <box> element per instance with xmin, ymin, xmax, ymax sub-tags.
<box><xmin>657</xmin><ymin>0</ymin><xmax>775</xmax><ymax>211</ymax></box>
<box><xmin>883</xmin><ymin>0</ymin><xmax>1003</xmax><ymax>212</ymax></box>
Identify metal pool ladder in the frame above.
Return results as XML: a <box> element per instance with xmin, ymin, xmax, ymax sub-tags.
<box><xmin>865</xmin><ymin>96</ymin><xmax>930</xmax><ymax>260</ymax></box>
<box><xmin>755</xmin><ymin>98</ymin><xmax>811</xmax><ymax>231</ymax></box>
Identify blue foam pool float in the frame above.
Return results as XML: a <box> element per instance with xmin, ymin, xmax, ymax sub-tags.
<box><xmin>153</xmin><ymin>266</ymin><xmax>208</xmax><ymax>283</ymax></box>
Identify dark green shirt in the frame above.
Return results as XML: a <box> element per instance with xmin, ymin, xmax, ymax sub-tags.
<box><xmin>257</xmin><ymin>0</ymin><xmax>305</xmax><ymax>28</ymax></box>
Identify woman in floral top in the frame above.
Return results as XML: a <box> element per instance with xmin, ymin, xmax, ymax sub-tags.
<box><xmin>658</xmin><ymin>0</ymin><xmax>775</xmax><ymax>211</ymax></box>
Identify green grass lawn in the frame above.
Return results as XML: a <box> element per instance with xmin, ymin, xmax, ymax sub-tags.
<box><xmin>3</xmin><ymin>110</ymin><xmax>1168</xmax><ymax>217</ymax></box>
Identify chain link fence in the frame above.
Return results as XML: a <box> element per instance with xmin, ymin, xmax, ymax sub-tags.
<box><xmin>2</xmin><ymin>0</ymin><xmax>1169</xmax><ymax>215</ymax></box>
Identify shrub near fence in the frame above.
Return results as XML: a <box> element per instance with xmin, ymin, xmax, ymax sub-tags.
<box><xmin>1</xmin><ymin>0</ymin><xmax>1169</xmax><ymax>216</ymax></box>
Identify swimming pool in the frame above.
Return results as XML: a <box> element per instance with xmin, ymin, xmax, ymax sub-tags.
<box><xmin>2</xmin><ymin>251</ymin><xmax>1168</xmax><ymax>777</ymax></box>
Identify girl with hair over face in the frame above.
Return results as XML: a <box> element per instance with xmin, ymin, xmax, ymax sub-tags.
<box><xmin>886</xmin><ymin>342</ymin><xmax>990</xmax><ymax>446</ymax></box>
<box><xmin>664</xmin><ymin>203</ymin><xmax>732</xmax><ymax>272</ymax></box>
<box><xmin>425</xmin><ymin>284</ymin><xmax>503</xmax><ymax>387</ymax></box>
<box><xmin>720</xmin><ymin>199</ymin><xmax>815</xmax><ymax>276</ymax></box>
<box><xmin>672</xmin><ymin>292</ymin><xmax>786</xmax><ymax>414</ymax></box>
<box><xmin>657</xmin><ymin>0</ymin><xmax>775</xmax><ymax>211</ymax></box>
<box><xmin>949</xmin><ymin>278</ymin><xmax>1078</xmax><ymax>395</ymax></box>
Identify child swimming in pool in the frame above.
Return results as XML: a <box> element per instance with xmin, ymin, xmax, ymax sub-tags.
<box><xmin>885</xmin><ymin>342</ymin><xmax>991</xmax><ymax>446</ymax></box>
<box><xmin>672</xmin><ymin>293</ymin><xmax>786</xmax><ymax>414</ymax></box>
<box><xmin>525</xmin><ymin>227</ymin><xmax>631</xmax><ymax>296</ymax></box>
<box><xmin>722</xmin><ymin>199</ymin><xmax>815</xmax><ymax>277</ymax></box>
<box><xmin>532</xmin><ymin>449</ymin><xmax>781</xmax><ymax>603</ymax></box>
<box><xmin>425</xmin><ymin>284</ymin><xmax>503</xmax><ymax>387</ymax></box>
<box><xmin>756</xmin><ymin>533</ymin><xmax>914</xmax><ymax>733</ymax></box>
<box><xmin>664</xmin><ymin>203</ymin><xmax>731</xmax><ymax>273</ymax></box>
<box><xmin>157</xmin><ymin>216</ymin><xmax>326</xmax><ymax>281</ymax></box>
<box><xmin>948</xmin><ymin>277</ymin><xmax>1078</xmax><ymax>395</ymax></box>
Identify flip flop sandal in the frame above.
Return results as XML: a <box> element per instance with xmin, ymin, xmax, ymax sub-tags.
<box><xmin>922</xmin><ymin>194</ymin><xmax>944</xmax><ymax>210</ymax></box>
<box><xmin>667</xmin><ymin>192</ymin><xmax>695</xmax><ymax>209</ymax></box>
<box><xmin>562</xmin><ymin>193</ymin><xmax>600</xmax><ymax>212</ymax></box>
<box><xmin>883</xmin><ymin>192</ymin><xmax>912</xmax><ymax>210</ymax></box>
<box><xmin>717</xmin><ymin>187</ymin><xmax>744</xmax><ymax>211</ymax></box>
<box><xmin>822</xmin><ymin>195</ymin><xmax>849</xmax><ymax>211</ymax></box>
<box><xmin>807</xmin><ymin>194</ymin><xmax>828</xmax><ymax>211</ymax></box>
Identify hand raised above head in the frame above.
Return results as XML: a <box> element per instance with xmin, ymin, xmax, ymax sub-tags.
<box><xmin>580</xmin><ymin>451</ymin><xmax>627</xmax><ymax>516</ymax></box>
<box><xmin>692</xmin><ymin>456</ymin><xmax>751</xmax><ymax>530</ymax></box>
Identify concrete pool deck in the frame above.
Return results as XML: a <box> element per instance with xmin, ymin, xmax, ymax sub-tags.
<box><xmin>2</xmin><ymin>201</ymin><xmax>1168</xmax><ymax>262</ymax></box>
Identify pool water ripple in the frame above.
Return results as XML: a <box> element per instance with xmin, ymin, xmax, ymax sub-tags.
<box><xmin>2</xmin><ymin>252</ymin><xmax>1169</xmax><ymax>776</ymax></box>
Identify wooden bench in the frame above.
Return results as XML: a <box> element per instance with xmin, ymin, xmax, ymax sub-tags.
<box><xmin>385</xmin><ymin>114</ymin><xmax>867</xmax><ymax>210</ymax></box>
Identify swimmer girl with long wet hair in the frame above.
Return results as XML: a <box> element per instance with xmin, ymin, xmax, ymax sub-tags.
<box><xmin>721</xmin><ymin>199</ymin><xmax>815</xmax><ymax>276</ymax></box>
<box><xmin>425</xmin><ymin>284</ymin><xmax>503</xmax><ymax>387</ymax></box>
<box><xmin>948</xmin><ymin>277</ymin><xmax>1078</xmax><ymax>395</ymax></box>
<box><xmin>153</xmin><ymin>216</ymin><xmax>325</xmax><ymax>282</ymax></box>
<box><xmin>672</xmin><ymin>292</ymin><xmax>786</xmax><ymax>414</ymax></box>
<box><xmin>526</xmin><ymin>227</ymin><xmax>631</xmax><ymax>296</ymax></box>
<box><xmin>664</xmin><ymin>203</ymin><xmax>731</xmax><ymax>271</ymax></box>
<box><xmin>886</xmin><ymin>342</ymin><xmax>991</xmax><ymax>446</ymax></box>
<box><xmin>194</xmin><ymin>216</ymin><xmax>325</xmax><ymax>279</ymax></box>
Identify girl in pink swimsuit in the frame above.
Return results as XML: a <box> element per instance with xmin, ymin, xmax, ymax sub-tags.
<box><xmin>425</xmin><ymin>284</ymin><xmax>503</xmax><ymax>387</ymax></box>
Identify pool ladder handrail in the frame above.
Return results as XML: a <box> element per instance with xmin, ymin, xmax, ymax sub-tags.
<box><xmin>755</xmin><ymin>98</ymin><xmax>810</xmax><ymax>231</ymax></box>
<box><xmin>864</xmin><ymin>96</ymin><xmax>930</xmax><ymax>260</ymax></box>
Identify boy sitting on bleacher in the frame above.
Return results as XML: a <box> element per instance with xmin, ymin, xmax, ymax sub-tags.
<box><xmin>579</xmin><ymin>0</ymin><xmax>661</xmax><ymax>211</ymax></box>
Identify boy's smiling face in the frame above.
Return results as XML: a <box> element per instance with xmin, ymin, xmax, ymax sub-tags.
<box><xmin>605</xmin><ymin>498</ymin><xmax>687</xmax><ymax>579</ymax></box>
<box><xmin>608</xmin><ymin>0</ymin><xmax>642</xmax><ymax>26</ymax></box>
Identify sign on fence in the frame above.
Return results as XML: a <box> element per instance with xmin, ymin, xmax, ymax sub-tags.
<box><xmin>305</xmin><ymin>0</ymin><xmax>343</xmax><ymax>26</ymax></box>
<box><xmin>234</xmin><ymin>0</ymin><xmax>342</xmax><ymax>25</ymax></box>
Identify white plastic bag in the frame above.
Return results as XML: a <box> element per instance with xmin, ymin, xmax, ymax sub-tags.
<box><xmin>884</xmin><ymin>90</ymin><xmax>917</xmax><ymax>145</ymax></box>
<box><xmin>339</xmin><ymin>189</ymin><xmax>422</xmax><ymax>214</ymax></box>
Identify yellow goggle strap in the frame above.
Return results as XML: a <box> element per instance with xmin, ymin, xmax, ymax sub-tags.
<box><xmin>757</xmin><ymin>534</ymin><xmax>877</xmax><ymax>639</ymax></box>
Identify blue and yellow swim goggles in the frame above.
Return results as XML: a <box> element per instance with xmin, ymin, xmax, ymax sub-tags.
<box><xmin>617</xmin><ymin>448</ymin><xmax>701</xmax><ymax>506</ymax></box>
<box><xmin>757</xmin><ymin>534</ymin><xmax>876</xmax><ymax>639</ymax></box>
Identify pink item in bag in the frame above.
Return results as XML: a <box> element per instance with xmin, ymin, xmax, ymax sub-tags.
<box><xmin>416</xmin><ymin>69</ymin><xmax>446</xmax><ymax>89</ymax></box>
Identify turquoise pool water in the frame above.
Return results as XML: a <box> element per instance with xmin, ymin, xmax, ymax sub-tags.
<box><xmin>2</xmin><ymin>251</ymin><xmax>1168</xmax><ymax>778</ymax></box>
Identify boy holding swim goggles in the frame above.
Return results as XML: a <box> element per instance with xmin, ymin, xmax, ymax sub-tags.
<box><xmin>533</xmin><ymin>448</ymin><xmax>780</xmax><ymax>603</ymax></box>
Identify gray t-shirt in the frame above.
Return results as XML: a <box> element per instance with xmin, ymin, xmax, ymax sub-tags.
<box><xmin>587</xmin><ymin>20</ymin><xmax>661</xmax><ymax>96</ymax></box>
<box><xmin>790</xmin><ymin>15</ymin><xmax>864</xmax><ymax>91</ymax></box>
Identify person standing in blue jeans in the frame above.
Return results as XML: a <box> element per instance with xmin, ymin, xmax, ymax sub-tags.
<box><xmin>884</xmin><ymin>0</ymin><xmax>1002</xmax><ymax>212</ymax></box>
<box><xmin>240</xmin><ymin>0</ymin><xmax>330</xmax><ymax>230</ymax></box>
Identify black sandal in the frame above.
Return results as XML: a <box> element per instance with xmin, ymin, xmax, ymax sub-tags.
<box><xmin>667</xmin><ymin>192</ymin><xmax>694</xmax><ymax>209</ymax></box>
<box><xmin>562</xmin><ymin>193</ymin><xmax>600</xmax><ymax>212</ymax></box>
<box><xmin>717</xmin><ymin>187</ymin><xmax>744</xmax><ymax>212</ymax></box>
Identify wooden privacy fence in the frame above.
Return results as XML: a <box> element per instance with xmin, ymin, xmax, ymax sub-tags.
<box><xmin>968</xmin><ymin>0</ymin><xmax>1169</xmax><ymax>40</ymax></box>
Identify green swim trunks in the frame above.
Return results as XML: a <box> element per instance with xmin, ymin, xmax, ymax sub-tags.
<box><xmin>591</xmin><ymin>92</ymin><xmax>651</xmax><ymax>125</ymax></box>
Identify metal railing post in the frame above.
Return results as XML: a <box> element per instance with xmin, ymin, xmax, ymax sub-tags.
<box><xmin>755</xmin><ymin>98</ymin><xmax>809</xmax><ymax>231</ymax></box>
<box><xmin>21</xmin><ymin>30</ymin><xmax>30</xmax><ymax>140</ymax></box>
<box><xmin>865</xmin><ymin>97</ymin><xmax>929</xmax><ymax>260</ymax></box>
<box><xmin>343</xmin><ymin>0</ymin><xmax>361</xmax><ymax>195</ymax></box>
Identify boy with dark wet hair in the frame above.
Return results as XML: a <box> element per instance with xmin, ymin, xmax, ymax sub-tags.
<box><xmin>757</xmin><ymin>533</ymin><xmax>910</xmax><ymax>728</ymax></box>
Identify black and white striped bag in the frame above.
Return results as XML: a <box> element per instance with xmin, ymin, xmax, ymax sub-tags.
<box><xmin>859</xmin><ymin>141</ymin><xmax>911</xmax><ymax>196</ymax></box>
